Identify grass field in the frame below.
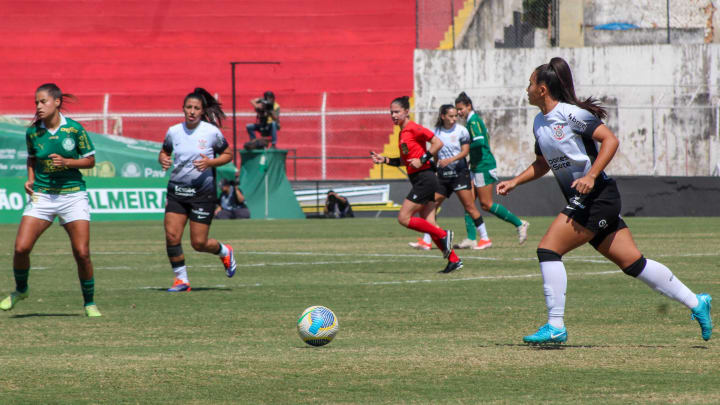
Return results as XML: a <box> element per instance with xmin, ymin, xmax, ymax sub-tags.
<box><xmin>0</xmin><ymin>216</ymin><xmax>718</xmax><ymax>404</ymax></box>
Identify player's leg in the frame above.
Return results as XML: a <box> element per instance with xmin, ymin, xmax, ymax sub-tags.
<box><xmin>456</xmin><ymin>187</ymin><xmax>491</xmax><ymax>250</ymax></box>
<box><xmin>165</xmin><ymin>209</ymin><xmax>191</xmax><ymax>291</ymax></box>
<box><xmin>63</xmin><ymin>219</ymin><xmax>100</xmax><ymax>317</ymax></box>
<box><xmin>476</xmin><ymin>172</ymin><xmax>529</xmax><ymax>244</ymax></box>
<box><xmin>595</xmin><ymin>226</ymin><xmax>712</xmax><ymax>340</ymax></box>
<box><xmin>188</xmin><ymin>207</ymin><xmax>236</xmax><ymax>278</ymax></box>
<box><xmin>523</xmin><ymin>214</ymin><xmax>594</xmax><ymax>344</ymax></box>
<box><xmin>1</xmin><ymin>216</ymin><xmax>53</xmax><ymax>310</ymax></box>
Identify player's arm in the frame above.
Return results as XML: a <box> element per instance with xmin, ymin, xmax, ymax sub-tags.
<box><xmin>438</xmin><ymin>143</ymin><xmax>469</xmax><ymax>168</ymax></box>
<box><xmin>159</xmin><ymin>134</ymin><xmax>173</xmax><ymax>170</ymax></box>
<box><xmin>24</xmin><ymin>157</ymin><xmax>36</xmax><ymax>195</ymax></box>
<box><xmin>496</xmin><ymin>154</ymin><xmax>550</xmax><ymax>196</ymax></box>
<box><xmin>48</xmin><ymin>154</ymin><xmax>95</xmax><ymax>169</ymax></box>
<box><xmin>571</xmin><ymin>124</ymin><xmax>618</xmax><ymax>194</ymax></box>
<box><xmin>469</xmin><ymin>119</ymin><xmax>489</xmax><ymax>149</ymax></box>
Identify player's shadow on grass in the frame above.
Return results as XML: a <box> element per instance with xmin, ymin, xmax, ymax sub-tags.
<box><xmin>148</xmin><ymin>287</ymin><xmax>233</xmax><ymax>292</ymax></box>
<box><xmin>10</xmin><ymin>313</ymin><xmax>80</xmax><ymax>318</ymax></box>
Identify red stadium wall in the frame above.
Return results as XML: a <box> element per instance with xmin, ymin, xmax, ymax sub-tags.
<box><xmin>0</xmin><ymin>1</ymin><xmax>452</xmax><ymax>179</ymax></box>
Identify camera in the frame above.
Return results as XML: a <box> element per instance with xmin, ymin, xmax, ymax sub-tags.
<box><xmin>257</xmin><ymin>98</ymin><xmax>274</xmax><ymax>112</ymax></box>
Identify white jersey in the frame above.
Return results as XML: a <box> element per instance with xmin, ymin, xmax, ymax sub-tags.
<box><xmin>162</xmin><ymin>121</ymin><xmax>229</xmax><ymax>201</ymax></box>
<box><xmin>533</xmin><ymin>102</ymin><xmax>607</xmax><ymax>201</ymax></box>
<box><xmin>434</xmin><ymin>123</ymin><xmax>470</xmax><ymax>177</ymax></box>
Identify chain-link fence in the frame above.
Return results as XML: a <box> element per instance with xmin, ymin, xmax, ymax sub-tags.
<box><xmin>418</xmin><ymin>0</ymin><xmax>719</xmax><ymax>49</ymax></box>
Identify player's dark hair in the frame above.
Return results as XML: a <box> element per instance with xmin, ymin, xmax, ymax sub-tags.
<box><xmin>434</xmin><ymin>104</ymin><xmax>456</xmax><ymax>129</ymax></box>
<box><xmin>31</xmin><ymin>83</ymin><xmax>76</xmax><ymax>126</ymax></box>
<box><xmin>184</xmin><ymin>87</ymin><xmax>226</xmax><ymax>127</ymax></box>
<box><xmin>534</xmin><ymin>57</ymin><xmax>607</xmax><ymax>120</ymax></box>
<box><xmin>391</xmin><ymin>96</ymin><xmax>410</xmax><ymax>110</ymax></box>
<box><xmin>454</xmin><ymin>92</ymin><xmax>473</xmax><ymax>110</ymax></box>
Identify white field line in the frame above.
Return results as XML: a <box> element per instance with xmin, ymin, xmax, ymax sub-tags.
<box><xmin>365</xmin><ymin>270</ymin><xmax>623</xmax><ymax>285</ymax></box>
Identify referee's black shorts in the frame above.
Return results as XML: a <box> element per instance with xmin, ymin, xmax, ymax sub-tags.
<box><xmin>406</xmin><ymin>169</ymin><xmax>440</xmax><ymax>204</ymax></box>
<box><xmin>561</xmin><ymin>178</ymin><xmax>627</xmax><ymax>248</ymax></box>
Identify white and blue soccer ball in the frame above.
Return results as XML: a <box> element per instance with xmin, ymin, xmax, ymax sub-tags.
<box><xmin>297</xmin><ymin>306</ymin><xmax>339</xmax><ymax>347</ymax></box>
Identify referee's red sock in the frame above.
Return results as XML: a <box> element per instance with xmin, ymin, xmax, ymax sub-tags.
<box><xmin>407</xmin><ymin>217</ymin><xmax>446</xmax><ymax>239</ymax></box>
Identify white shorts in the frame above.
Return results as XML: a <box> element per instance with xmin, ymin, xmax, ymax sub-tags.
<box><xmin>23</xmin><ymin>191</ymin><xmax>91</xmax><ymax>224</ymax></box>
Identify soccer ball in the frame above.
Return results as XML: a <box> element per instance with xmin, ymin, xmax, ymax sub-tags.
<box><xmin>297</xmin><ymin>306</ymin><xmax>339</xmax><ymax>347</ymax></box>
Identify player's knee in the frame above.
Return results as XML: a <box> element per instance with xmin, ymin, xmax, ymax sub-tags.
<box><xmin>13</xmin><ymin>243</ymin><xmax>32</xmax><ymax>256</ymax></box>
<box><xmin>73</xmin><ymin>247</ymin><xmax>91</xmax><ymax>262</ymax></box>
<box><xmin>190</xmin><ymin>239</ymin><xmax>207</xmax><ymax>252</ymax></box>
<box><xmin>166</xmin><ymin>244</ymin><xmax>183</xmax><ymax>258</ymax></box>
<box><xmin>397</xmin><ymin>214</ymin><xmax>410</xmax><ymax>227</ymax></box>
<box><xmin>480</xmin><ymin>201</ymin><xmax>492</xmax><ymax>212</ymax></box>
<box><xmin>537</xmin><ymin>248</ymin><xmax>562</xmax><ymax>262</ymax></box>
<box><xmin>622</xmin><ymin>255</ymin><xmax>646</xmax><ymax>277</ymax></box>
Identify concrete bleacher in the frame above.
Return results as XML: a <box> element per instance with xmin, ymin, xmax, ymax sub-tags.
<box><xmin>0</xmin><ymin>1</ymin><xmax>454</xmax><ymax>179</ymax></box>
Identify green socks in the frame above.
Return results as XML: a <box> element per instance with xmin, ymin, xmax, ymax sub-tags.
<box><xmin>80</xmin><ymin>277</ymin><xmax>95</xmax><ymax>306</ymax></box>
<box><xmin>13</xmin><ymin>268</ymin><xmax>29</xmax><ymax>293</ymax></box>
<box><xmin>464</xmin><ymin>213</ymin><xmax>477</xmax><ymax>241</ymax></box>
<box><xmin>490</xmin><ymin>203</ymin><xmax>523</xmax><ymax>227</ymax></box>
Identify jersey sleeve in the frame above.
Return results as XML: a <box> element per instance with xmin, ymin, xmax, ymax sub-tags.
<box><xmin>25</xmin><ymin>129</ymin><xmax>36</xmax><ymax>158</ymax></box>
<box><xmin>418</xmin><ymin>125</ymin><xmax>434</xmax><ymax>143</ymax></box>
<box><xmin>162</xmin><ymin>130</ymin><xmax>174</xmax><ymax>153</ymax></box>
<box><xmin>212</xmin><ymin>129</ymin><xmax>230</xmax><ymax>153</ymax></box>
<box><xmin>469</xmin><ymin>116</ymin><xmax>489</xmax><ymax>148</ymax></box>
<box><xmin>76</xmin><ymin>128</ymin><xmax>96</xmax><ymax>157</ymax></box>
<box><xmin>565</xmin><ymin>106</ymin><xmax>602</xmax><ymax>139</ymax></box>
<box><xmin>459</xmin><ymin>126</ymin><xmax>470</xmax><ymax>145</ymax></box>
<box><xmin>534</xmin><ymin>140</ymin><xmax>543</xmax><ymax>156</ymax></box>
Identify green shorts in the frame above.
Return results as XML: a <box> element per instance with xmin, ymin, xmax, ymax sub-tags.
<box><xmin>471</xmin><ymin>168</ymin><xmax>499</xmax><ymax>188</ymax></box>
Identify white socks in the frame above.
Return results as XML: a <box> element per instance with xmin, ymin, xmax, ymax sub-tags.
<box><xmin>636</xmin><ymin>259</ymin><xmax>699</xmax><ymax>309</ymax></box>
<box><xmin>477</xmin><ymin>223</ymin><xmax>489</xmax><ymax>240</ymax></box>
<box><xmin>540</xmin><ymin>260</ymin><xmax>567</xmax><ymax>328</ymax></box>
<box><xmin>173</xmin><ymin>265</ymin><xmax>189</xmax><ymax>283</ymax></box>
<box><xmin>216</xmin><ymin>242</ymin><xmax>229</xmax><ymax>257</ymax></box>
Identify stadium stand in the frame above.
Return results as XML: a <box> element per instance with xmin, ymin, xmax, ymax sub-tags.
<box><xmin>0</xmin><ymin>1</ymin><xmax>457</xmax><ymax>179</ymax></box>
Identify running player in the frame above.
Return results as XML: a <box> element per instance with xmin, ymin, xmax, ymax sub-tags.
<box><xmin>159</xmin><ymin>88</ymin><xmax>237</xmax><ymax>292</ymax></box>
<box><xmin>497</xmin><ymin>57</ymin><xmax>712</xmax><ymax>344</ymax></box>
<box><xmin>371</xmin><ymin>96</ymin><xmax>462</xmax><ymax>273</ymax></box>
<box><xmin>455</xmin><ymin>92</ymin><xmax>529</xmax><ymax>249</ymax></box>
<box><xmin>1</xmin><ymin>83</ymin><xmax>101</xmax><ymax>317</ymax></box>
<box><xmin>408</xmin><ymin>105</ymin><xmax>489</xmax><ymax>252</ymax></box>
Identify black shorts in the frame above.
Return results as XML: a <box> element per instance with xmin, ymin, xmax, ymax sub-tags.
<box><xmin>165</xmin><ymin>198</ymin><xmax>216</xmax><ymax>224</ymax></box>
<box><xmin>437</xmin><ymin>169</ymin><xmax>472</xmax><ymax>198</ymax></box>
<box><xmin>406</xmin><ymin>169</ymin><xmax>440</xmax><ymax>204</ymax></box>
<box><xmin>561</xmin><ymin>179</ymin><xmax>628</xmax><ymax>248</ymax></box>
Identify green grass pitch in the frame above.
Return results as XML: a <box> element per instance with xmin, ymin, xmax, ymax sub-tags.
<box><xmin>0</xmin><ymin>216</ymin><xmax>718</xmax><ymax>404</ymax></box>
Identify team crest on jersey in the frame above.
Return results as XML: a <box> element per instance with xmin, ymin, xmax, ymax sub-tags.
<box><xmin>198</xmin><ymin>139</ymin><xmax>207</xmax><ymax>149</ymax></box>
<box><xmin>62</xmin><ymin>137</ymin><xmax>76</xmax><ymax>151</ymax></box>
<box><xmin>400</xmin><ymin>143</ymin><xmax>409</xmax><ymax>154</ymax></box>
<box><xmin>552</xmin><ymin>125</ymin><xmax>565</xmax><ymax>140</ymax></box>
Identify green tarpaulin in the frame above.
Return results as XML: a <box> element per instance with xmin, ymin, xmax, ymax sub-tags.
<box><xmin>0</xmin><ymin>118</ymin><xmax>303</xmax><ymax>222</ymax></box>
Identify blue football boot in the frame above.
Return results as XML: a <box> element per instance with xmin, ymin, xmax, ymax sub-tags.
<box><xmin>523</xmin><ymin>323</ymin><xmax>568</xmax><ymax>345</ymax></box>
<box><xmin>691</xmin><ymin>293</ymin><xmax>713</xmax><ymax>341</ymax></box>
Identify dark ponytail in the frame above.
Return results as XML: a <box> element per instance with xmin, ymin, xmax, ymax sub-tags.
<box><xmin>534</xmin><ymin>57</ymin><xmax>607</xmax><ymax>119</ymax></box>
<box><xmin>391</xmin><ymin>95</ymin><xmax>410</xmax><ymax>110</ymax></box>
<box><xmin>454</xmin><ymin>91</ymin><xmax>473</xmax><ymax>110</ymax></box>
<box><xmin>434</xmin><ymin>104</ymin><xmax>455</xmax><ymax>129</ymax></box>
<box><xmin>32</xmin><ymin>83</ymin><xmax>75</xmax><ymax>126</ymax></box>
<box><xmin>184</xmin><ymin>87</ymin><xmax>226</xmax><ymax>127</ymax></box>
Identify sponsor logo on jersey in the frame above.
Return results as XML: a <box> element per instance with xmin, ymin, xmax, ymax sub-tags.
<box><xmin>60</xmin><ymin>127</ymin><xmax>79</xmax><ymax>134</ymax></box>
<box><xmin>552</xmin><ymin>125</ymin><xmax>565</xmax><ymax>140</ymax></box>
<box><xmin>174</xmin><ymin>185</ymin><xmax>197</xmax><ymax>197</ymax></box>
<box><xmin>547</xmin><ymin>155</ymin><xmax>571</xmax><ymax>171</ymax></box>
<box><xmin>62</xmin><ymin>137</ymin><xmax>76</xmax><ymax>151</ymax></box>
<box><xmin>567</xmin><ymin>113</ymin><xmax>587</xmax><ymax>132</ymax></box>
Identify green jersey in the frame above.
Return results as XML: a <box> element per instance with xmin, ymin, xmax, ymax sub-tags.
<box><xmin>466</xmin><ymin>111</ymin><xmax>496</xmax><ymax>172</ymax></box>
<box><xmin>26</xmin><ymin>114</ymin><xmax>95</xmax><ymax>194</ymax></box>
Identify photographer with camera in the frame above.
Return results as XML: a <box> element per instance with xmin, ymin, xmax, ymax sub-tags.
<box><xmin>324</xmin><ymin>190</ymin><xmax>354</xmax><ymax>218</ymax></box>
<box><xmin>215</xmin><ymin>175</ymin><xmax>250</xmax><ymax>220</ymax></box>
<box><xmin>246</xmin><ymin>90</ymin><xmax>280</xmax><ymax>149</ymax></box>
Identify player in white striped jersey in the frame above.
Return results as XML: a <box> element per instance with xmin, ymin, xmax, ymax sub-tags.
<box><xmin>158</xmin><ymin>88</ymin><xmax>237</xmax><ymax>292</ymax></box>
<box><xmin>497</xmin><ymin>57</ymin><xmax>712</xmax><ymax>344</ymax></box>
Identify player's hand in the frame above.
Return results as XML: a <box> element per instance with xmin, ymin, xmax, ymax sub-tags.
<box><xmin>571</xmin><ymin>175</ymin><xmax>595</xmax><ymax>195</ymax></box>
<box><xmin>193</xmin><ymin>154</ymin><xmax>211</xmax><ymax>171</ymax></box>
<box><xmin>24</xmin><ymin>180</ymin><xmax>34</xmax><ymax>195</ymax></box>
<box><xmin>159</xmin><ymin>154</ymin><xmax>172</xmax><ymax>170</ymax></box>
<box><xmin>408</xmin><ymin>158</ymin><xmax>422</xmax><ymax>169</ymax></box>
<box><xmin>48</xmin><ymin>153</ymin><xmax>66</xmax><ymax>167</ymax></box>
<box><xmin>369</xmin><ymin>151</ymin><xmax>385</xmax><ymax>164</ymax></box>
<box><xmin>437</xmin><ymin>158</ymin><xmax>452</xmax><ymax>168</ymax></box>
<box><xmin>496</xmin><ymin>179</ymin><xmax>516</xmax><ymax>196</ymax></box>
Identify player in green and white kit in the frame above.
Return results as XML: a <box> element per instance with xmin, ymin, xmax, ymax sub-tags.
<box><xmin>0</xmin><ymin>83</ymin><xmax>101</xmax><ymax>317</ymax></box>
<box><xmin>454</xmin><ymin>92</ymin><xmax>529</xmax><ymax>249</ymax></box>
